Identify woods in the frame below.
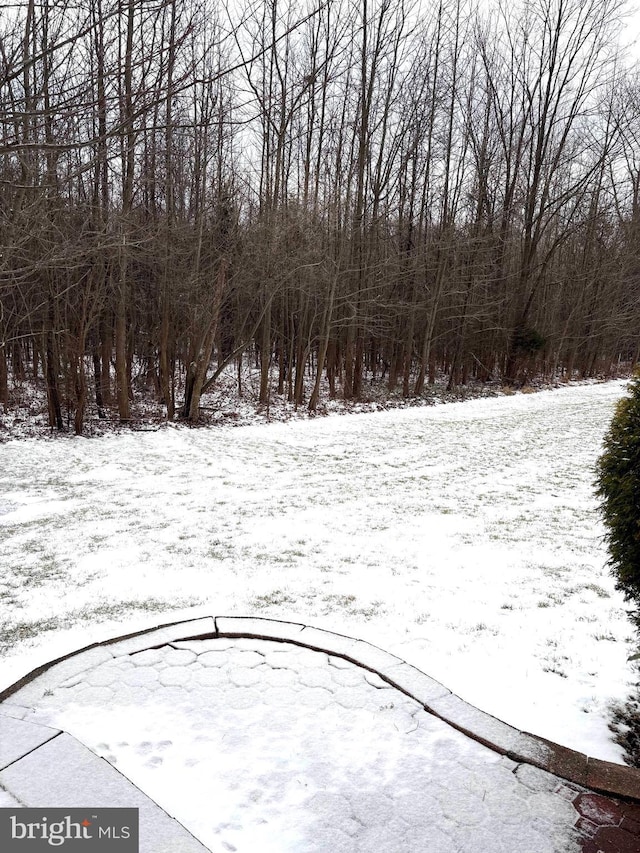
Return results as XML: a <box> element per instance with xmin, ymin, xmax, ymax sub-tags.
<box><xmin>1</xmin><ymin>0</ymin><xmax>638</xmax><ymax>432</ymax></box>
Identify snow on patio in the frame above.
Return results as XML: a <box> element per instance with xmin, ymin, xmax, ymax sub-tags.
<box><xmin>2</xmin><ymin>637</ymin><xmax>584</xmax><ymax>853</ymax></box>
<box><xmin>0</xmin><ymin>380</ymin><xmax>635</xmax><ymax>763</ymax></box>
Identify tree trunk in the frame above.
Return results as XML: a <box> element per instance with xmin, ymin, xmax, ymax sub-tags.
<box><xmin>184</xmin><ymin>259</ymin><xmax>228</xmax><ymax>422</ymax></box>
<box><xmin>73</xmin><ymin>346</ymin><xmax>87</xmax><ymax>435</ymax></box>
<box><xmin>259</xmin><ymin>300</ymin><xmax>271</xmax><ymax>405</ymax></box>
<box><xmin>92</xmin><ymin>343</ymin><xmax>105</xmax><ymax>417</ymax></box>
<box><xmin>115</xmin><ymin>241</ymin><xmax>130</xmax><ymax>421</ymax></box>
<box><xmin>45</xmin><ymin>316</ymin><xmax>63</xmax><ymax>431</ymax></box>
<box><xmin>159</xmin><ymin>304</ymin><xmax>174</xmax><ymax>419</ymax></box>
<box><xmin>0</xmin><ymin>343</ymin><xmax>8</xmax><ymax>411</ymax></box>
<box><xmin>309</xmin><ymin>275</ymin><xmax>337</xmax><ymax>411</ymax></box>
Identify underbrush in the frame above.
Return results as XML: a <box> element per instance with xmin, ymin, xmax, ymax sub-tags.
<box><xmin>0</xmin><ymin>362</ymin><xmax>625</xmax><ymax>442</ymax></box>
<box><xmin>609</xmin><ymin>684</ymin><xmax>640</xmax><ymax>767</ymax></box>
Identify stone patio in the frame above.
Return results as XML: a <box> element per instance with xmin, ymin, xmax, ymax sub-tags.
<box><xmin>1</xmin><ymin>617</ymin><xmax>640</xmax><ymax>852</ymax></box>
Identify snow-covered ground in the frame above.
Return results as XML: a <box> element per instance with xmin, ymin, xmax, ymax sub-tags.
<box><xmin>0</xmin><ymin>380</ymin><xmax>635</xmax><ymax>763</ymax></box>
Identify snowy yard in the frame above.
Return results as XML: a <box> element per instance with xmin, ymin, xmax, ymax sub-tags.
<box><xmin>0</xmin><ymin>380</ymin><xmax>635</xmax><ymax>763</ymax></box>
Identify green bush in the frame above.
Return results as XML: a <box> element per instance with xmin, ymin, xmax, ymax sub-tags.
<box><xmin>596</xmin><ymin>372</ymin><xmax>640</xmax><ymax>606</ymax></box>
<box><xmin>513</xmin><ymin>326</ymin><xmax>546</xmax><ymax>355</ymax></box>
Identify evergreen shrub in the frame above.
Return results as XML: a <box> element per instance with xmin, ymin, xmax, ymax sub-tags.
<box><xmin>596</xmin><ymin>372</ymin><xmax>640</xmax><ymax>606</ymax></box>
<box><xmin>513</xmin><ymin>326</ymin><xmax>546</xmax><ymax>355</ymax></box>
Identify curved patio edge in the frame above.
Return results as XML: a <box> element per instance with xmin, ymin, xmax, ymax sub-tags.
<box><xmin>2</xmin><ymin>614</ymin><xmax>639</xmax><ymax>803</ymax></box>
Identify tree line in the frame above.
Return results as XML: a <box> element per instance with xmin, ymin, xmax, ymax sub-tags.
<box><xmin>1</xmin><ymin>0</ymin><xmax>638</xmax><ymax>432</ymax></box>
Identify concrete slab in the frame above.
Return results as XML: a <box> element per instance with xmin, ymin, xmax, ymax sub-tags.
<box><xmin>296</xmin><ymin>625</ymin><xmax>360</xmax><ymax>657</ymax></box>
<box><xmin>0</xmin><ymin>704</ymin><xmax>31</xmax><ymax>721</ymax></box>
<box><xmin>0</xmin><ymin>678</ymin><xmax>49</xmax><ymax>708</ymax></box>
<box><xmin>0</xmin><ymin>734</ymin><xmax>209</xmax><ymax>853</ymax></box>
<box><xmin>587</xmin><ymin>756</ymin><xmax>640</xmax><ymax>801</ymax></box>
<box><xmin>3</xmin><ymin>647</ymin><xmax>115</xmax><ymax>704</ymax></box>
<box><xmin>106</xmin><ymin>618</ymin><xmax>216</xmax><ymax>656</ymax></box>
<box><xmin>349</xmin><ymin>640</ymin><xmax>405</xmax><ymax>672</ymax></box>
<box><xmin>381</xmin><ymin>661</ymin><xmax>451</xmax><ymax>705</ymax></box>
<box><xmin>534</xmin><ymin>737</ymin><xmax>589</xmax><ymax>787</ymax></box>
<box><xmin>216</xmin><ymin>615</ymin><xmax>306</xmax><ymax>641</ymax></box>
<box><xmin>430</xmin><ymin>692</ymin><xmax>530</xmax><ymax>755</ymax></box>
<box><xmin>0</xmin><ymin>716</ymin><xmax>60</xmax><ymax>769</ymax></box>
